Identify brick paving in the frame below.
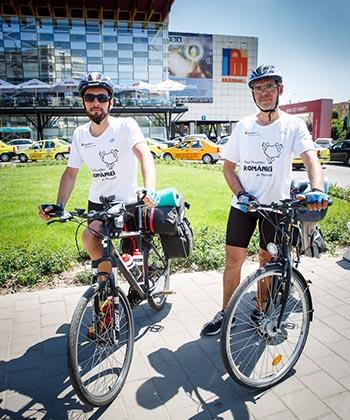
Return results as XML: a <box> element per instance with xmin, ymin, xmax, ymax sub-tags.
<box><xmin>0</xmin><ymin>252</ymin><xmax>349</xmax><ymax>419</ymax></box>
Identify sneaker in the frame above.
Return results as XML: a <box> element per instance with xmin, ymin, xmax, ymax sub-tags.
<box><xmin>251</xmin><ymin>308</ymin><xmax>264</xmax><ymax>327</ymax></box>
<box><xmin>201</xmin><ymin>310</ymin><xmax>225</xmax><ymax>336</ymax></box>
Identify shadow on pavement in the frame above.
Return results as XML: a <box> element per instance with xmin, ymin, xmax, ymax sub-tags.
<box><xmin>0</xmin><ymin>302</ymin><xmax>173</xmax><ymax>419</ymax></box>
<box><xmin>136</xmin><ymin>335</ymin><xmax>284</xmax><ymax>419</ymax></box>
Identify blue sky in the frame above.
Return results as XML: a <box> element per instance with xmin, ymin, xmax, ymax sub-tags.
<box><xmin>169</xmin><ymin>0</ymin><xmax>350</xmax><ymax>105</ymax></box>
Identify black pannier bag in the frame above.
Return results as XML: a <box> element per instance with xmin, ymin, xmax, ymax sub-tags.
<box><xmin>160</xmin><ymin>216</ymin><xmax>193</xmax><ymax>259</ymax></box>
<box><xmin>140</xmin><ymin>198</ymin><xmax>193</xmax><ymax>259</ymax></box>
<box><xmin>140</xmin><ymin>206</ymin><xmax>178</xmax><ymax>235</ymax></box>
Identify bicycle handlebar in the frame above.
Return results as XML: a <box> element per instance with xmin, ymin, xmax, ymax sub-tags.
<box><xmin>46</xmin><ymin>195</ymin><xmax>145</xmax><ymax>225</ymax></box>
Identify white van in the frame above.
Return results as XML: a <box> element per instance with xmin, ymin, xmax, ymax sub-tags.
<box><xmin>315</xmin><ymin>138</ymin><xmax>333</xmax><ymax>149</ymax></box>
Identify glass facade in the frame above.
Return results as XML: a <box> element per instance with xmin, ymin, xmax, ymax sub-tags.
<box><xmin>0</xmin><ymin>16</ymin><xmax>169</xmax><ymax>85</ymax></box>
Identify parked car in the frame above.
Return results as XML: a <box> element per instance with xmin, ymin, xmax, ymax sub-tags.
<box><xmin>150</xmin><ymin>137</ymin><xmax>178</xmax><ymax>148</ymax></box>
<box><xmin>161</xmin><ymin>137</ymin><xmax>221</xmax><ymax>164</ymax></box>
<box><xmin>329</xmin><ymin>140</ymin><xmax>350</xmax><ymax>165</ymax></box>
<box><xmin>315</xmin><ymin>138</ymin><xmax>333</xmax><ymax>149</ymax></box>
<box><xmin>146</xmin><ymin>138</ymin><xmax>163</xmax><ymax>159</ymax></box>
<box><xmin>8</xmin><ymin>138</ymin><xmax>36</xmax><ymax>151</ymax></box>
<box><xmin>0</xmin><ymin>140</ymin><xmax>16</xmax><ymax>162</ymax></box>
<box><xmin>17</xmin><ymin>139</ymin><xmax>71</xmax><ymax>163</ymax></box>
<box><xmin>216</xmin><ymin>136</ymin><xmax>230</xmax><ymax>146</ymax></box>
<box><xmin>292</xmin><ymin>143</ymin><xmax>330</xmax><ymax>169</ymax></box>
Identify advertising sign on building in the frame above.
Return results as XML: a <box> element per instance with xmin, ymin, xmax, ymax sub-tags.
<box><xmin>169</xmin><ymin>32</ymin><xmax>213</xmax><ymax>103</ymax></box>
<box><xmin>222</xmin><ymin>48</ymin><xmax>248</xmax><ymax>83</ymax></box>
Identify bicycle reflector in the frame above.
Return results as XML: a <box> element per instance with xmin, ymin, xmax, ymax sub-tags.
<box><xmin>272</xmin><ymin>355</ymin><xmax>283</xmax><ymax>366</ymax></box>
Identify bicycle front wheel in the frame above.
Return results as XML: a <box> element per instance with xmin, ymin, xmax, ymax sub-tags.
<box><xmin>67</xmin><ymin>285</ymin><xmax>134</xmax><ymax>406</ymax></box>
<box><xmin>221</xmin><ymin>266</ymin><xmax>312</xmax><ymax>390</ymax></box>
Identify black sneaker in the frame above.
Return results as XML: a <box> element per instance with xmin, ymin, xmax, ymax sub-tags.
<box><xmin>201</xmin><ymin>310</ymin><xmax>225</xmax><ymax>336</ymax></box>
<box><xmin>251</xmin><ymin>308</ymin><xmax>264</xmax><ymax>327</ymax></box>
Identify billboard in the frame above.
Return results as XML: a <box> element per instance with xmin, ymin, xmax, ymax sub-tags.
<box><xmin>169</xmin><ymin>32</ymin><xmax>213</xmax><ymax>103</ymax></box>
<box><xmin>222</xmin><ymin>48</ymin><xmax>248</xmax><ymax>83</ymax></box>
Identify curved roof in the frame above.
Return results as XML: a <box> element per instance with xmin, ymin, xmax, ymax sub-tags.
<box><xmin>1</xmin><ymin>0</ymin><xmax>174</xmax><ymax>23</ymax></box>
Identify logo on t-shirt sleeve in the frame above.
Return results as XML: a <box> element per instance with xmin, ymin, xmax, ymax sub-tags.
<box><xmin>99</xmin><ymin>149</ymin><xmax>119</xmax><ymax>170</ymax></box>
<box><xmin>262</xmin><ymin>142</ymin><xmax>283</xmax><ymax>164</ymax></box>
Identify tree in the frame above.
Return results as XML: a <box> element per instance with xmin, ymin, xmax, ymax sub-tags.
<box><xmin>331</xmin><ymin>110</ymin><xmax>346</xmax><ymax>140</ymax></box>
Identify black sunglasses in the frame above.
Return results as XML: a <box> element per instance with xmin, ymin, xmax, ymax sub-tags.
<box><xmin>83</xmin><ymin>94</ymin><xmax>111</xmax><ymax>103</ymax></box>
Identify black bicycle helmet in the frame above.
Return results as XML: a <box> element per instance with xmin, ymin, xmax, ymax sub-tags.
<box><xmin>78</xmin><ymin>73</ymin><xmax>114</xmax><ymax>97</ymax></box>
<box><xmin>248</xmin><ymin>65</ymin><xmax>282</xmax><ymax>88</ymax></box>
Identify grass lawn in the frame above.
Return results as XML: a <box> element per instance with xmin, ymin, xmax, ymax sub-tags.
<box><xmin>0</xmin><ymin>161</ymin><xmax>231</xmax><ymax>249</ymax></box>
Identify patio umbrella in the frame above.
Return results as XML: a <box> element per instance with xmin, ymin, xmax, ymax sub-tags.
<box><xmin>53</xmin><ymin>78</ymin><xmax>79</xmax><ymax>93</ymax></box>
<box><xmin>0</xmin><ymin>79</ymin><xmax>16</xmax><ymax>93</ymax></box>
<box><xmin>15</xmin><ymin>79</ymin><xmax>52</xmax><ymax>94</ymax></box>
<box><xmin>128</xmin><ymin>80</ymin><xmax>154</xmax><ymax>91</ymax></box>
<box><xmin>151</xmin><ymin>79</ymin><xmax>186</xmax><ymax>93</ymax></box>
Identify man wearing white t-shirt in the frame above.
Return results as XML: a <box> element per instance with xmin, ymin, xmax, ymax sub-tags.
<box><xmin>201</xmin><ymin>65</ymin><xmax>329</xmax><ymax>336</ymax></box>
<box><xmin>39</xmin><ymin>73</ymin><xmax>157</xmax><ymax>275</ymax></box>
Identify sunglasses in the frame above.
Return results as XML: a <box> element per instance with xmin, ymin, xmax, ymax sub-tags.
<box><xmin>83</xmin><ymin>94</ymin><xmax>111</xmax><ymax>103</ymax></box>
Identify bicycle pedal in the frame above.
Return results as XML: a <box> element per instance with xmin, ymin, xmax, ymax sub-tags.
<box><xmin>152</xmin><ymin>290</ymin><xmax>176</xmax><ymax>297</ymax></box>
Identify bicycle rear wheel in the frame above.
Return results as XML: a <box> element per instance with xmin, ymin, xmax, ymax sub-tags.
<box><xmin>67</xmin><ymin>285</ymin><xmax>134</xmax><ymax>406</ymax></box>
<box><xmin>146</xmin><ymin>237</ymin><xmax>170</xmax><ymax>311</ymax></box>
<box><xmin>221</xmin><ymin>266</ymin><xmax>312</xmax><ymax>390</ymax></box>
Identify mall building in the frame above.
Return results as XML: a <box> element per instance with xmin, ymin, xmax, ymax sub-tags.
<box><xmin>0</xmin><ymin>0</ymin><xmax>258</xmax><ymax>139</ymax></box>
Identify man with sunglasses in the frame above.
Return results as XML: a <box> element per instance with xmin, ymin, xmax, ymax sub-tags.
<box><xmin>201</xmin><ymin>64</ymin><xmax>329</xmax><ymax>336</ymax></box>
<box><xmin>39</xmin><ymin>72</ymin><xmax>158</xmax><ymax>277</ymax></box>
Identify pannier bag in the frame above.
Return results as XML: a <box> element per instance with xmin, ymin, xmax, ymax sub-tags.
<box><xmin>141</xmin><ymin>206</ymin><xmax>178</xmax><ymax>235</ymax></box>
<box><xmin>140</xmin><ymin>191</ymin><xmax>193</xmax><ymax>259</ymax></box>
<box><xmin>299</xmin><ymin>222</ymin><xmax>326</xmax><ymax>258</ymax></box>
<box><xmin>160</xmin><ymin>216</ymin><xmax>193</xmax><ymax>259</ymax></box>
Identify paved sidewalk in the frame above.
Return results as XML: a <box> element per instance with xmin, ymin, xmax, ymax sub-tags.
<box><xmin>0</xmin><ymin>253</ymin><xmax>349</xmax><ymax>419</ymax></box>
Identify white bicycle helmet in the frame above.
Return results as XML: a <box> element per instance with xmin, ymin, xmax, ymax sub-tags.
<box><xmin>79</xmin><ymin>73</ymin><xmax>114</xmax><ymax>97</ymax></box>
<box><xmin>248</xmin><ymin>65</ymin><xmax>282</xmax><ymax>88</ymax></box>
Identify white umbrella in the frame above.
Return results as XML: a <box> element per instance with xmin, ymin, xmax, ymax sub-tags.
<box><xmin>15</xmin><ymin>78</ymin><xmax>52</xmax><ymax>93</ymax></box>
<box><xmin>0</xmin><ymin>79</ymin><xmax>15</xmax><ymax>93</ymax></box>
<box><xmin>128</xmin><ymin>80</ymin><xmax>154</xmax><ymax>91</ymax></box>
<box><xmin>152</xmin><ymin>79</ymin><xmax>186</xmax><ymax>92</ymax></box>
<box><xmin>53</xmin><ymin>78</ymin><xmax>79</xmax><ymax>93</ymax></box>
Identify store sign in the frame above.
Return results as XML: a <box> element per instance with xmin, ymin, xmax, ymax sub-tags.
<box><xmin>169</xmin><ymin>32</ymin><xmax>213</xmax><ymax>103</ymax></box>
<box><xmin>222</xmin><ymin>48</ymin><xmax>248</xmax><ymax>83</ymax></box>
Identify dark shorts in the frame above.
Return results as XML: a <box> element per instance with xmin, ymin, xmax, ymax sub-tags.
<box><xmin>88</xmin><ymin>201</ymin><xmax>137</xmax><ymax>254</ymax></box>
<box><xmin>226</xmin><ymin>206</ymin><xmax>283</xmax><ymax>250</ymax></box>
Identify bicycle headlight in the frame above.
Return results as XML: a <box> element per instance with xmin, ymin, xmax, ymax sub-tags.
<box><xmin>267</xmin><ymin>242</ymin><xmax>279</xmax><ymax>257</ymax></box>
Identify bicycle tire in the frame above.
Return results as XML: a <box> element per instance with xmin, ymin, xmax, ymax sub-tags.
<box><xmin>146</xmin><ymin>238</ymin><xmax>170</xmax><ymax>311</ymax></box>
<box><xmin>67</xmin><ymin>285</ymin><xmax>134</xmax><ymax>406</ymax></box>
<box><xmin>221</xmin><ymin>266</ymin><xmax>312</xmax><ymax>390</ymax></box>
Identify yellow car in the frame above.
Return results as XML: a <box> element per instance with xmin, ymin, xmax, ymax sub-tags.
<box><xmin>17</xmin><ymin>139</ymin><xmax>70</xmax><ymax>163</ymax></box>
<box><xmin>0</xmin><ymin>140</ymin><xmax>17</xmax><ymax>162</ymax></box>
<box><xmin>292</xmin><ymin>144</ymin><xmax>330</xmax><ymax>169</ymax></box>
<box><xmin>161</xmin><ymin>137</ymin><xmax>222</xmax><ymax>164</ymax></box>
<box><xmin>146</xmin><ymin>138</ymin><xmax>165</xmax><ymax>159</ymax></box>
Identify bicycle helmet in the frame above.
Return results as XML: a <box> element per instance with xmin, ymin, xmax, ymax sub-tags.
<box><xmin>78</xmin><ymin>73</ymin><xmax>114</xmax><ymax>97</ymax></box>
<box><xmin>248</xmin><ymin>65</ymin><xmax>282</xmax><ymax>88</ymax></box>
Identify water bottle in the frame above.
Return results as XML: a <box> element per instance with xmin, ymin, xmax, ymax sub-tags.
<box><xmin>122</xmin><ymin>254</ymin><xmax>141</xmax><ymax>280</ymax></box>
<box><xmin>133</xmin><ymin>249</ymin><xmax>144</xmax><ymax>284</ymax></box>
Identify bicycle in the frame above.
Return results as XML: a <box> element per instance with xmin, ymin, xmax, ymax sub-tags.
<box><xmin>220</xmin><ymin>196</ymin><xmax>330</xmax><ymax>390</ymax></box>
<box><xmin>47</xmin><ymin>195</ymin><xmax>170</xmax><ymax>406</ymax></box>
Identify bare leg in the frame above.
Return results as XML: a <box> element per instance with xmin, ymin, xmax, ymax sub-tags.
<box><xmin>256</xmin><ymin>248</ymin><xmax>273</xmax><ymax>311</ymax></box>
<box><xmin>82</xmin><ymin>221</ymin><xmax>111</xmax><ymax>278</ymax></box>
<box><xmin>222</xmin><ymin>245</ymin><xmax>247</xmax><ymax>309</ymax></box>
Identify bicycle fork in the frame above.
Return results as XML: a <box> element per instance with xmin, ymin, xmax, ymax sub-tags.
<box><xmin>276</xmin><ymin>255</ymin><xmax>292</xmax><ymax>329</ymax></box>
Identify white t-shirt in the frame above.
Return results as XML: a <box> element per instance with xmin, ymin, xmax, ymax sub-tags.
<box><xmin>221</xmin><ymin>111</ymin><xmax>314</xmax><ymax>207</ymax></box>
<box><xmin>67</xmin><ymin>117</ymin><xmax>146</xmax><ymax>204</ymax></box>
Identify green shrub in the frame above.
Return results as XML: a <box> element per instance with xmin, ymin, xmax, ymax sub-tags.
<box><xmin>0</xmin><ymin>243</ymin><xmax>73</xmax><ymax>288</ymax></box>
